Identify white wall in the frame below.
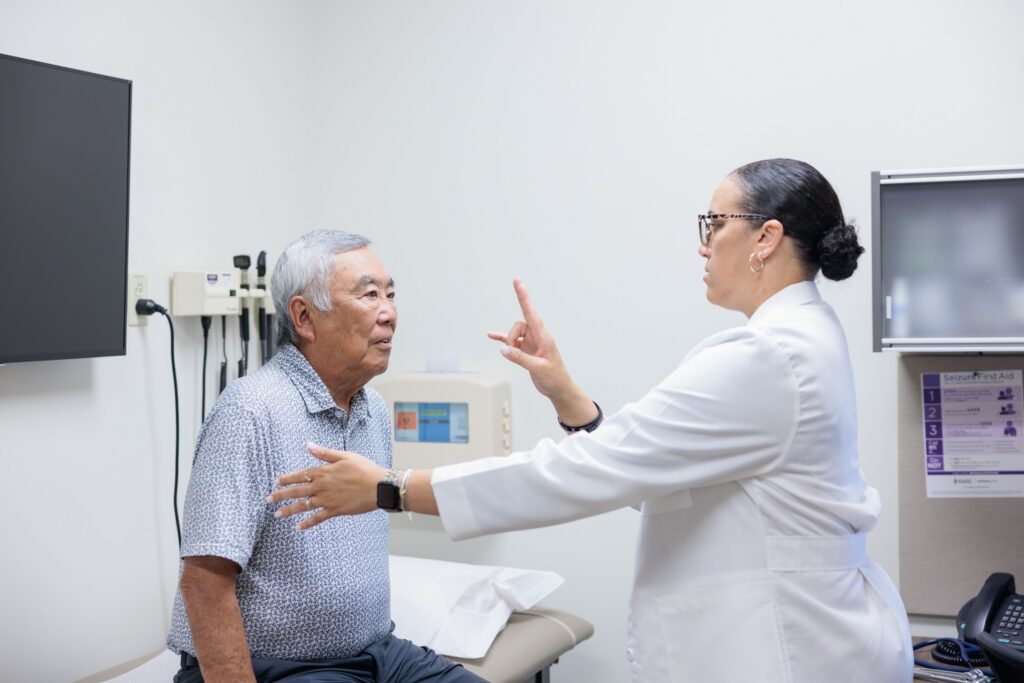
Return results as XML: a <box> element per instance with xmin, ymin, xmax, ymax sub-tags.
<box><xmin>1</xmin><ymin>1</ymin><xmax>1023</xmax><ymax>681</ymax></box>
<box><xmin>0</xmin><ymin>2</ymin><xmax>317</xmax><ymax>680</ymax></box>
<box><xmin>312</xmin><ymin>1</ymin><xmax>1024</xmax><ymax>681</ymax></box>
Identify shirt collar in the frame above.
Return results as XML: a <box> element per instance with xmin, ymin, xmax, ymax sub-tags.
<box><xmin>747</xmin><ymin>279</ymin><xmax>821</xmax><ymax>327</ymax></box>
<box><xmin>276</xmin><ymin>343</ymin><xmax>373</xmax><ymax>419</ymax></box>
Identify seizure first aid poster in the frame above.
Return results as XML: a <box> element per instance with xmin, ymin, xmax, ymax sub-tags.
<box><xmin>921</xmin><ymin>370</ymin><xmax>1024</xmax><ymax>498</ymax></box>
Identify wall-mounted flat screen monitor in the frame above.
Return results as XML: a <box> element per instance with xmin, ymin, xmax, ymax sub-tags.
<box><xmin>0</xmin><ymin>53</ymin><xmax>131</xmax><ymax>364</ymax></box>
<box><xmin>873</xmin><ymin>166</ymin><xmax>1024</xmax><ymax>353</ymax></box>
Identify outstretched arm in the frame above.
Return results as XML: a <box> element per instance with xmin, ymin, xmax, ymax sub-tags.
<box><xmin>267</xmin><ymin>445</ymin><xmax>439</xmax><ymax>530</ymax></box>
<box><xmin>487</xmin><ymin>278</ymin><xmax>598</xmax><ymax>427</ymax></box>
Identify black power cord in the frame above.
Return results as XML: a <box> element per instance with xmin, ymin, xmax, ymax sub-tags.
<box><xmin>200</xmin><ymin>315</ymin><xmax>212</xmax><ymax>420</ymax></box>
<box><xmin>913</xmin><ymin>638</ymin><xmax>993</xmax><ymax>678</ymax></box>
<box><xmin>234</xmin><ymin>254</ymin><xmax>251</xmax><ymax>378</ymax></box>
<box><xmin>219</xmin><ymin>316</ymin><xmax>228</xmax><ymax>394</ymax></box>
<box><xmin>257</xmin><ymin>250</ymin><xmax>268</xmax><ymax>366</ymax></box>
<box><xmin>136</xmin><ymin>298</ymin><xmax>182</xmax><ymax>548</ymax></box>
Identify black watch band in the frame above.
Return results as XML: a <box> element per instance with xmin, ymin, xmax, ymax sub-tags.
<box><xmin>558</xmin><ymin>401</ymin><xmax>603</xmax><ymax>434</ymax></box>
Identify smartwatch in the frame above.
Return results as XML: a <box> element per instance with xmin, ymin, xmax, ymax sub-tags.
<box><xmin>377</xmin><ymin>469</ymin><xmax>403</xmax><ymax>512</ymax></box>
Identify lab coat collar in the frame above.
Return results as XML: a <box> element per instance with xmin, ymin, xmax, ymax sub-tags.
<box><xmin>277</xmin><ymin>343</ymin><xmax>373</xmax><ymax>419</ymax></box>
<box><xmin>747</xmin><ymin>279</ymin><xmax>821</xmax><ymax>327</ymax></box>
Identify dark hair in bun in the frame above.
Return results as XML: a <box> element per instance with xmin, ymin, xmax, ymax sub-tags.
<box><xmin>731</xmin><ymin>158</ymin><xmax>864</xmax><ymax>281</ymax></box>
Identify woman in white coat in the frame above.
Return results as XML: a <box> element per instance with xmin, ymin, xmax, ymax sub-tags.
<box><xmin>270</xmin><ymin>158</ymin><xmax>914</xmax><ymax>683</ymax></box>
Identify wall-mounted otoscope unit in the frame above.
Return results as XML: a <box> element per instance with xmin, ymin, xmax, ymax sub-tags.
<box><xmin>132</xmin><ymin>251</ymin><xmax>277</xmax><ymax>549</ymax></box>
<box><xmin>169</xmin><ymin>269</ymin><xmax>243</xmax><ymax>316</ymax></box>
<box><xmin>169</xmin><ymin>253</ymin><xmax>276</xmax><ymax>406</ymax></box>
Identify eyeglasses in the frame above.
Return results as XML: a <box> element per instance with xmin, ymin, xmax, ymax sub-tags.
<box><xmin>697</xmin><ymin>213</ymin><xmax>769</xmax><ymax>246</ymax></box>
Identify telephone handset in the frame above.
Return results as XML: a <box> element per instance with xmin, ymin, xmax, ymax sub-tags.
<box><xmin>957</xmin><ymin>573</ymin><xmax>1023</xmax><ymax>648</ymax></box>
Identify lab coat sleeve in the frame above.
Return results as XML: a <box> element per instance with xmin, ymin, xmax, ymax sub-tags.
<box><xmin>433</xmin><ymin>328</ymin><xmax>800</xmax><ymax>540</ymax></box>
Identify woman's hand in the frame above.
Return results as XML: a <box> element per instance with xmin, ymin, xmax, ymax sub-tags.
<box><xmin>488</xmin><ymin>277</ymin><xmax>597</xmax><ymax>426</ymax></box>
<box><xmin>266</xmin><ymin>443</ymin><xmax>386</xmax><ymax>530</ymax></box>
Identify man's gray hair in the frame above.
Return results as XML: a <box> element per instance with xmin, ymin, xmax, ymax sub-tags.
<box><xmin>272</xmin><ymin>229</ymin><xmax>370</xmax><ymax>346</ymax></box>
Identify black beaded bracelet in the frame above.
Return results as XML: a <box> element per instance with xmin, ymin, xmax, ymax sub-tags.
<box><xmin>558</xmin><ymin>402</ymin><xmax>603</xmax><ymax>434</ymax></box>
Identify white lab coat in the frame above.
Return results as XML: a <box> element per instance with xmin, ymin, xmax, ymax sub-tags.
<box><xmin>432</xmin><ymin>281</ymin><xmax>913</xmax><ymax>683</ymax></box>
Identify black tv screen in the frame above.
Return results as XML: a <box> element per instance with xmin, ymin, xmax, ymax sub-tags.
<box><xmin>0</xmin><ymin>54</ymin><xmax>131</xmax><ymax>364</ymax></box>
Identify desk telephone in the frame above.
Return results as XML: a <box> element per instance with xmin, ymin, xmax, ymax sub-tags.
<box><xmin>926</xmin><ymin>573</ymin><xmax>1024</xmax><ymax>682</ymax></box>
<box><xmin>958</xmin><ymin>573</ymin><xmax>1024</xmax><ymax>650</ymax></box>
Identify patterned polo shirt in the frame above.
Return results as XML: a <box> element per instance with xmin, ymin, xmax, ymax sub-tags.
<box><xmin>167</xmin><ymin>343</ymin><xmax>393</xmax><ymax>659</ymax></box>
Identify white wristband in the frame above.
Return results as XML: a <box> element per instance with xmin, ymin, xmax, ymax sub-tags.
<box><xmin>398</xmin><ymin>469</ymin><xmax>413</xmax><ymax>509</ymax></box>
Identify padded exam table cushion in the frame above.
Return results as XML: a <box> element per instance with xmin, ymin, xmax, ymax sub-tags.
<box><xmin>452</xmin><ymin>607</ymin><xmax>594</xmax><ymax>683</ymax></box>
<box><xmin>79</xmin><ymin>608</ymin><xmax>593</xmax><ymax>683</ymax></box>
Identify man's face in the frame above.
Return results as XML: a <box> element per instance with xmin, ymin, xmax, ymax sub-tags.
<box><xmin>310</xmin><ymin>248</ymin><xmax>396</xmax><ymax>383</ymax></box>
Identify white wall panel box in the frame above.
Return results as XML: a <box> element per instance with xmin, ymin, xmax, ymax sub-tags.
<box><xmin>170</xmin><ymin>269</ymin><xmax>243</xmax><ymax>317</ymax></box>
<box><xmin>373</xmin><ymin>373</ymin><xmax>512</xmax><ymax>470</ymax></box>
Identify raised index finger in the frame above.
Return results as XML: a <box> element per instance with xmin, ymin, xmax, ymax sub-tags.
<box><xmin>512</xmin><ymin>277</ymin><xmax>544</xmax><ymax>329</ymax></box>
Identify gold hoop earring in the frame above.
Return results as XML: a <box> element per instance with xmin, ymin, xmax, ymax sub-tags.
<box><xmin>749</xmin><ymin>251</ymin><xmax>765</xmax><ymax>274</ymax></box>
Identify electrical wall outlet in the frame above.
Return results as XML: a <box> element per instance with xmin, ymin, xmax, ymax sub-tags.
<box><xmin>127</xmin><ymin>273</ymin><xmax>148</xmax><ymax>327</ymax></box>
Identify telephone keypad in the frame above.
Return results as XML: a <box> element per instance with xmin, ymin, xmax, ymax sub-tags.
<box><xmin>989</xmin><ymin>593</ymin><xmax>1024</xmax><ymax>649</ymax></box>
<box><xmin>996</xmin><ymin>602</ymin><xmax>1023</xmax><ymax>638</ymax></box>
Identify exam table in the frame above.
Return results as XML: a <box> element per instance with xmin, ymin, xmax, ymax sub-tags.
<box><xmin>77</xmin><ymin>607</ymin><xmax>593</xmax><ymax>683</ymax></box>
<box><xmin>79</xmin><ymin>554</ymin><xmax>592</xmax><ymax>683</ymax></box>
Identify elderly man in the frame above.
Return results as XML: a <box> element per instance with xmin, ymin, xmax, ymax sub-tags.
<box><xmin>167</xmin><ymin>230</ymin><xmax>483</xmax><ymax>683</ymax></box>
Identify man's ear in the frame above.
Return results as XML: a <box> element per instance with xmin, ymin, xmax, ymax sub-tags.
<box><xmin>289</xmin><ymin>295</ymin><xmax>316</xmax><ymax>344</ymax></box>
<box><xmin>756</xmin><ymin>219</ymin><xmax>785</xmax><ymax>258</ymax></box>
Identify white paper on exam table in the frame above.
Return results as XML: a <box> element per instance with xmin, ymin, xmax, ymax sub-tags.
<box><xmin>388</xmin><ymin>555</ymin><xmax>564</xmax><ymax>659</ymax></box>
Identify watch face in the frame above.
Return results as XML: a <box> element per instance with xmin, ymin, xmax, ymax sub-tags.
<box><xmin>377</xmin><ymin>481</ymin><xmax>401</xmax><ymax>511</ymax></box>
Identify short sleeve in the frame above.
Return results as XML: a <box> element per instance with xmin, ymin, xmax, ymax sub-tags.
<box><xmin>180</xmin><ymin>403</ymin><xmax>271</xmax><ymax>569</ymax></box>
